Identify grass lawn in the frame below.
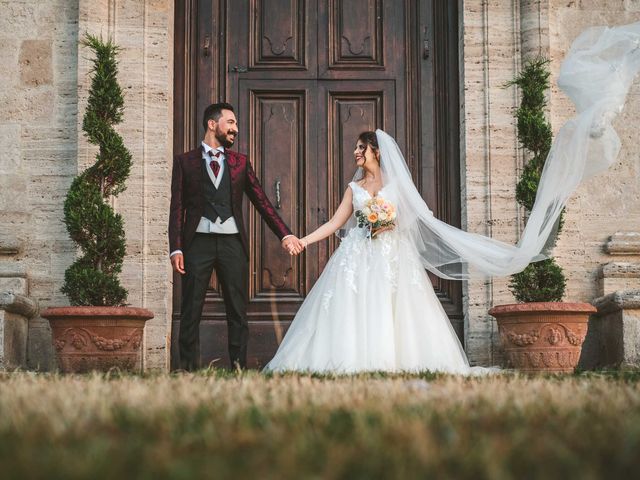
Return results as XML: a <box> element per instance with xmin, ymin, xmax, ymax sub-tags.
<box><xmin>1</xmin><ymin>369</ymin><xmax>639</xmax><ymax>479</ymax></box>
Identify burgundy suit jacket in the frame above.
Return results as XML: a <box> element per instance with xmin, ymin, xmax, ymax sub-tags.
<box><xmin>169</xmin><ymin>146</ymin><xmax>292</xmax><ymax>257</ymax></box>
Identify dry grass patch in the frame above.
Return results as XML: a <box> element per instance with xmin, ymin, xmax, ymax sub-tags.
<box><xmin>0</xmin><ymin>370</ymin><xmax>639</xmax><ymax>479</ymax></box>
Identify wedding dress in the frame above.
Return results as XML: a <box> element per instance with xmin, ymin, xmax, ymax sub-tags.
<box><xmin>264</xmin><ymin>181</ymin><xmax>472</xmax><ymax>373</ymax></box>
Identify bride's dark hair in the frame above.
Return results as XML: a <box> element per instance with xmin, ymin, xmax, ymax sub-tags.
<box><xmin>358</xmin><ymin>132</ymin><xmax>380</xmax><ymax>164</ymax></box>
<box><xmin>358</xmin><ymin>131</ymin><xmax>379</xmax><ymax>151</ymax></box>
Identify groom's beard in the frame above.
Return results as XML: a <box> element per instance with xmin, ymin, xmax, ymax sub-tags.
<box><xmin>215</xmin><ymin>127</ymin><xmax>236</xmax><ymax>148</ymax></box>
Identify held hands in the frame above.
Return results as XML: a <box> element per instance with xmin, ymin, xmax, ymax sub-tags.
<box><xmin>281</xmin><ymin>236</ymin><xmax>307</xmax><ymax>256</ymax></box>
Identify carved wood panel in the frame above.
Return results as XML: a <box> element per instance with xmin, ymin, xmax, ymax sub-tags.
<box><xmin>318</xmin><ymin>0</ymin><xmax>403</xmax><ymax>79</ymax></box>
<box><xmin>248</xmin><ymin>90</ymin><xmax>305</xmax><ymax>298</ymax></box>
<box><xmin>250</xmin><ymin>0</ymin><xmax>307</xmax><ymax>69</ymax></box>
<box><xmin>329</xmin><ymin>0</ymin><xmax>383</xmax><ymax>68</ymax></box>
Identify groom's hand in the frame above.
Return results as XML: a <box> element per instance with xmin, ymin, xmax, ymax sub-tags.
<box><xmin>170</xmin><ymin>253</ymin><xmax>186</xmax><ymax>274</ymax></box>
<box><xmin>282</xmin><ymin>236</ymin><xmax>305</xmax><ymax>255</ymax></box>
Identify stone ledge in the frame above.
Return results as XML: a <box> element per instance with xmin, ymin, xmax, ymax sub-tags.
<box><xmin>605</xmin><ymin>232</ymin><xmax>640</xmax><ymax>255</ymax></box>
<box><xmin>0</xmin><ymin>265</ymin><xmax>27</xmax><ymax>278</ymax></box>
<box><xmin>593</xmin><ymin>290</ymin><xmax>640</xmax><ymax>315</ymax></box>
<box><xmin>598</xmin><ymin>263</ymin><xmax>640</xmax><ymax>296</ymax></box>
<box><xmin>600</xmin><ymin>262</ymin><xmax>640</xmax><ymax>278</ymax></box>
<box><xmin>0</xmin><ymin>292</ymin><xmax>38</xmax><ymax>318</ymax></box>
<box><xmin>0</xmin><ymin>235</ymin><xmax>21</xmax><ymax>255</ymax></box>
<box><xmin>0</xmin><ymin>277</ymin><xmax>27</xmax><ymax>296</ymax></box>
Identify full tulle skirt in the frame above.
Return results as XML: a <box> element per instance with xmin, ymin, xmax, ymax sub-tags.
<box><xmin>264</xmin><ymin>227</ymin><xmax>472</xmax><ymax>374</ymax></box>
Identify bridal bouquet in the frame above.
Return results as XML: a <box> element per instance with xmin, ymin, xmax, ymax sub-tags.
<box><xmin>355</xmin><ymin>196</ymin><xmax>397</xmax><ymax>238</ymax></box>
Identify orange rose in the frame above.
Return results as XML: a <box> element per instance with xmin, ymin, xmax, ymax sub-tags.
<box><xmin>367</xmin><ymin>212</ymin><xmax>378</xmax><ymax>223</ymax></box>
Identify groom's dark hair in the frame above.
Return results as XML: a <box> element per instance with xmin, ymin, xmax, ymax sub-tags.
<box><xmin>203</xmin><ymin>102</ymin><xmax>235</xmax><ymax>131</ymax></box>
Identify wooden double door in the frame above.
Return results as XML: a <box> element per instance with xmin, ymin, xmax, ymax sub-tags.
<box><xmin>173</xmin><ymin>0</ymin><xmax>462</xmax><ymax>369</ymax></box>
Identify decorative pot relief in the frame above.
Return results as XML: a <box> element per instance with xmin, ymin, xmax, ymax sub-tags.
<box><xmin>56</xmin><ymin>328</ymin><xmax>142</xmax><ymax>352</ymax></box>
<box><xmin>509</xmin><ymin>350</ymin><xmax>578</xmax><ymax>369</ymax></box>
<box><xmin>547</xmin><ymin>327</ymin><xmax>563</xmax><ymax>346</ymax></box>
<box><xmin>566</xmin><ymin>328</ymin><xmax>585</xmax><ymax>346</ymax></box>
<box><xmin>504</xmin><ymin>324</ymin><xmax>585</xmax><ymax>349</ymax></box>
<box><xmin>506</xmin><ymin>330</ymin><xmax>540</xmax><ymax>346</ymax></box>
<box><xmin>71</xmin><ymin>332</ymin><xmax>89</xmax><ymax>350</ymax></box>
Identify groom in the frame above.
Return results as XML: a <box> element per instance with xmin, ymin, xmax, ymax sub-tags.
<box><xmin>169</xmin><ymin>102</ymin><xmax>304</xmax><ymax>371</ymax></box>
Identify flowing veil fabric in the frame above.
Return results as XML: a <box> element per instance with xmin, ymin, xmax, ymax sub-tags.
<box><xmin>340</xmin><ymin>21</ymin><xmax>640</xmax><ymax>280</ymax></box>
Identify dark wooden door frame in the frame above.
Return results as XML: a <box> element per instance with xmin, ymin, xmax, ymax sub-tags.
<box><xmin>172</xmin><ymin>0</ymin><xmax>463</xmax><ymax>368</ymax></box>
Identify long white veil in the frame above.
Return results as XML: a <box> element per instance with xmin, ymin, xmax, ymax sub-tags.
<box><xmin>341</xmin><ymin>21</ymin><xmax>640</xmax><ymax>280</ymax></box>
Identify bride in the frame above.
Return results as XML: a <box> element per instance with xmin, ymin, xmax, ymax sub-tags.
<box><xmin>265</xmin><ymin>130</ymin><xmax>472</xmax><ymax>374</ymax></box>
<box><xmin>264</xmin><ymin>21</ymin><xmax>640</xmax><ymax>374</ymax></box>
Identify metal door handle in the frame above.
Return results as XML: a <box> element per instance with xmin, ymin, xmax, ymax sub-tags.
<box><xmin>275</xmin><ymin>179</ymin><xmax>281</xmax><ymax>209</ymax></box>
<box><xmin>422</xmin><ymin>27</ymin><xmax>430</xmax><ymax>59</ymax></box>
<box><xmin>203</xmin><ymin>35</ymin><xmax>211</xmax><ymax>57</ymax></box>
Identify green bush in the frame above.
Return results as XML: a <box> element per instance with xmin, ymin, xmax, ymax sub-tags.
<box><xmin>506</xmin><ymin>58</ymin><xmax>566</xmax><ymax>302</ymax></box>
<box><xmin>61</xmin><ymin>34</ymin><xmax>131</xmax><ymax>306</ymax></box>
<box><xmin>508</xmin><ymin>259</ymin><xmax>567</xmax><ymax>303</ymax></box>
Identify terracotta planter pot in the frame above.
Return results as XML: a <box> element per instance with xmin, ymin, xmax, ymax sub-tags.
<box><xmin>41</xmin><ymin>306</ymin><xmax>154</xmax><ymax>373</ymax></box>
<box><xmin>488</xmin><ymin>302</ymin><xmax>596</xmax><ymax>373</ymax></box>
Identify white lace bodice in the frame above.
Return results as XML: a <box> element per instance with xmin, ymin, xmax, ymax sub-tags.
<box><xmin>349</xmin><ymin>181</ymin><xmax>390</xmax><ymax>211</ymax></box>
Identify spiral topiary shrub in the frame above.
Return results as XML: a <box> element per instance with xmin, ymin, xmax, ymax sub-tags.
<box><xmin>61</xmin><ymin>34</ymin><xmax>131</xmax><ymax>306</ymax></box>
<box><xmin>506</xmin><ymin>58</ymin><xmax>566</xmax><ymax>303</ymax></box>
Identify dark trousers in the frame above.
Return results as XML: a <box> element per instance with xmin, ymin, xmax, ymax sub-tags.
<box><xmin>180</xmin><ymin>233</ymin><xmax>249</xmax><ymax>370</ymax></box>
